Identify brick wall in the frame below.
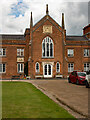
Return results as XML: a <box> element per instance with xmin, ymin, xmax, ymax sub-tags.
<box><xmin>1</xmin><ymin>15</ymin><xmax>90</xmax><ymax>79</ymax></box>
<box><xmin>1</xmin><ymin>39</ymin><xmax>26</xmax><ymax>79</ymax></box>
<box><xmin>28</xmin><ymin>15</ymin><xmax>66</xmax><ymax>78</ymax></box>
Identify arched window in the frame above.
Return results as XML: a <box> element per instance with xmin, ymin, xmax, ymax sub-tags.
<box><xmin>42</xmin><ymin>36</ymin><xmax>53</xmax><ymax>58</ymax></box>
<box><xmin>35</xmin><ymin>62</ymin><xmax>40</xmax><ymax>73</ymax></box>
<box><xmin>56</xmin><ymin>62</ymin><xmax>60</xmax><ymax>73</ymax></box>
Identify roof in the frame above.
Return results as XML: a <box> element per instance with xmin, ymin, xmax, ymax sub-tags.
<box><xmin>0</xmin><ymin>35</ymin><xmax>89</xmax><ymax>41</ymax></box>
<box><xmin>32</xmin><ymin>15</ymin><xmax>63</xmax><ymax>33</ymax></box>
<box><xmin>33</xmin><ymin>15</ymin><xmax>62</xmax><ymax>28</ymax></box>
<box><xmin>66</xmin><ymin>36</ymin><xmax>88</xmax><ymax>41</ymax></box>
<box><xmin>0</xmin><ymin>34</ymin><xmax>25</xmax><ymax>40</ymax></box>
<box><xmin>83</xmin><ymin>24</ymin><xmax>90</xmax><ymax>30</ymax></box>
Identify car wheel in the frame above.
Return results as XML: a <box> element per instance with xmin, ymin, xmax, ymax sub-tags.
<box><xmin>68</xmin><ymin>77</ymin><xmax>71</xmax><ymax>83</ymax></box>
<box><xmin>86</xmin><ymin>82</ymin><xmax>89</xmax><ymax>88</ymax></box>
<box><xmin>76</xmin><ymin>79</ymin><xmax>79</xmax><ymax>85</ymax></box>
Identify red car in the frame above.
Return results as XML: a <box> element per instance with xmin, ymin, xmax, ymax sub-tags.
<box><xmin>68</xmin><ymin>71</ymin><xmax>86</xmax><ymax>85</ymax></box>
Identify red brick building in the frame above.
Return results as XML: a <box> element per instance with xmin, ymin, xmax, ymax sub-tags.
<box><xmin>0</xmin><ymin>5</ymin><xmax>90</xmax><ymax>79</ymax></box>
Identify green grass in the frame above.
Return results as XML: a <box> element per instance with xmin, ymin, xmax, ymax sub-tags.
<box><xmin>2</xmin><ymin>81</ymin><xmax>76</xmax><ymax>119</ymax></box>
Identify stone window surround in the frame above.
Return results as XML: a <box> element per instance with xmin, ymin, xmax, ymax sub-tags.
<box><xmin>0</xmin><ymin>63</ymin><xmax>6</xmax><ymax>73</ymax></box>
<box><xmin>42</xmin><ymin>36</ymin><xmax>54</xmax><ymax>58</ymax></box>
<box><xmin>17</xmin><ymin>63</ymin><xmax>24</xmax><ymax>73</ymax></box>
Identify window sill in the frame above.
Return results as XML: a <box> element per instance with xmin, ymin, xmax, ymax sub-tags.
<box><xmin>17</xmin><ymin>72</ymin><xmax>24</xmax><ymax>73</ymax></box>
<box><xmin>0</xmin><ymin>56</ymin><xmax>6</xmax><ymax>57</ymax></box>
<box><xmin>67</xmin><ymin>56</ymin><xmax>74</xmax><ymax>58</ymax></box>
<box><xmin>84</xmin><ymin>56</ymin><xmax>90</xmax><ymax>58</ymax></box>
<box><xmin>0</xmin><ymin>72</ymin><xmax>6</xmax><ymax>74</ymax></box>
<box><xmin>42</xmin><ymin>57</ymin><xmax>54</xmax><ymax>59</ymax></box>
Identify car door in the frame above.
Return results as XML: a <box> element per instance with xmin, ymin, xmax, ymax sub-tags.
<box><xmin>70</xmin><ymin>72</ymin><xmax>74</xmax><ymax>83</ymax></box>
<box><xmin>70</xmin><ymin>71</ymin><xmax>76</xmax><ymax>83</ymax></box>
<box><xmin>73</xmin><ymin>72</ymin><xmax>77</xmax><ymax>83</ymax></box>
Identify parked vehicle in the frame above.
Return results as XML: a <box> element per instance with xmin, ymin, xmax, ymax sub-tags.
<box><xmin>85</xmin><ymin>71</ymin><xmax>90</xmax><ymax>88</ymax></box>
<box><xmin>68</xmin><ymin>71</ymin><xmax>86</xmax><ymax>85</ymax></box>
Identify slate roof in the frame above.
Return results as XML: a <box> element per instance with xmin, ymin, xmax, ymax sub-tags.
<box><xmin>66</xmin><ymin>36</ymin><xmax>88</xmax><ymax>41</ymax></box>
<box><xmin>0</xmin><ymin>34</ymin><xmax>25</xmax><ymax>40</ymax></box>
<box><xmin>0</xmin><ymin>35</ymin><xmax>89</xmax><ymax>41</ymax></box>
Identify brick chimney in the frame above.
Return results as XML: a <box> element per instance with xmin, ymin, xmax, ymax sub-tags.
<box><xmin>83</xmin><ymin>24</ymin><xmax>90</xmax><ymax>40</ymax></box>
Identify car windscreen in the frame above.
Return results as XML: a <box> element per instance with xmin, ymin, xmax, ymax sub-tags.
<box><xmin>77</xmin><ymin>72</ymin><xmax>86</xmax><ymax>76</ymax></box>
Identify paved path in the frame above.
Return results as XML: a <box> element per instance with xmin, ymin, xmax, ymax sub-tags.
<box><xmin>1</xmin><ymin>79</ymin><xmax>89</xmax><ymax>119</ymax></box>
<box><xmin>28</xmin><ymin>80</ymin><xmax>89</xmax><ymax>118</ymax></box>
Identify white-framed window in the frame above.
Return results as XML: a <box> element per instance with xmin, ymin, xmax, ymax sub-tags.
<box><xmin>84</xmin><ymin>63</ymin><xmax>90</xmax><ymax>71</ymax></box>
<box><xmin>67</xmin><ymin>49</ymin><xmax>74</xmax><ymax>57</ymax></box>
<box><xmin>0</xmin><ymin>64</ymin><xmax>6</xmax><ymax>73</ymax></box>
<box><xmin>17</xmin><ymin>49</ymin><xmax>24</xmax><ymax>56</ymax></box>
<box><xmin>0</xmin><ymin>48</ymin><xmax>6</xmax><ymax>56</ymax></box>
<box><xmin>35</xmin><ymin>62</ymin><xmax>40</xmax><ymax>73</ymax></box>
<box><xmin>84</xmin><ymin>49</ymin><xmax>90</xmax><ymax>57</ymax></box>
<box><xmin>17</xmin><ymin>63</ymin><xmax>24</xmax><ymax>73</ymax></box>
<box><xmin>42</xmin><ymin>36</ymin><xmax>54</xmax><ymax>58</ymax></box>
<box><xmin>68</xmin><ymin>63</ymin><xmax>74</xmax><ymax>72</ymax></box>
<box><xmin>56</xmin><ymin>62</ymin><xmax>60</xmax><ymax>73</ymax></box>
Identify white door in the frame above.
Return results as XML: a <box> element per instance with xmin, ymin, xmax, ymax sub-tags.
<box><xmin>44</xmin><ymin>64</ymin><xmax>52</xmax><ymax>78</ymax></box>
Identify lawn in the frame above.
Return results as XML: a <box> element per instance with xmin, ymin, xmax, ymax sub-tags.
<box><xmin>2</xmin><ymin>81</ymin><xmax>76</xmax><ymax>119</ymax></box>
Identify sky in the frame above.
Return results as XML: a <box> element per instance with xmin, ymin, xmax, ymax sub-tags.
<box><xmin>0</xmin><ymin>0</ymin><xmax>89</xmax><ymax>35</ymax></box>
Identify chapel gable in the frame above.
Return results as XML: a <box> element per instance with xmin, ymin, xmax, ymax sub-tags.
<box><xmin>31</xmin><ymin>4</ymin><xmax>66</xmax><ymax>33</ymax></box>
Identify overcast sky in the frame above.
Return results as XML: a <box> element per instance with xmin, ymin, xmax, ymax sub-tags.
<box><xmin>0</xmin><ymin>0</ymin><xmax>89</xmax><ymax>35</ymax></box>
